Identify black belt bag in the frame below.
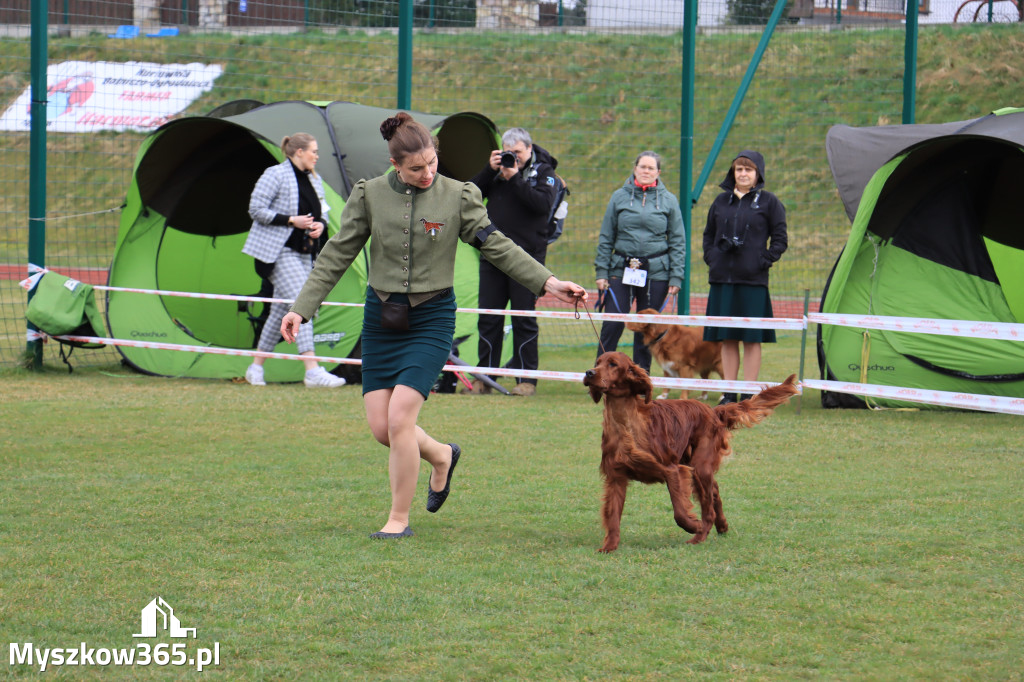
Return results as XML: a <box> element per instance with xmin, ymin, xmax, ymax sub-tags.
<box><xmin>381</xmin><ymin>301</ymin><xmax>409</xmax><ymax>331</ymax></box>
<box><xmin>379</xmin><ymin>288</ymin><xmax>450</xmax><ymax>331</ymax></box>
<box><xmin>616</xmin><ymin>248</ymin><xmax>669</xmax><ymax>271</ymax></box>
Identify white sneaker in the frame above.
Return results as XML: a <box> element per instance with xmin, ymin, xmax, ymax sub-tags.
<box><xmin>304</xmin><ymin>366</ymin><xmax>346</xmax><ymax>388</ymax></box>
<box><xmin>245</xmin><ymin>364</ymin><xmax>266</xmax><ymax>386</ymax></box>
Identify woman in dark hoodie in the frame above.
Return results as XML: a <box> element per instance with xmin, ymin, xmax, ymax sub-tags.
<box><xmin>702</xmin><ymin>151</ymin><xmax>788</xmax><ymax>404</ymax></box>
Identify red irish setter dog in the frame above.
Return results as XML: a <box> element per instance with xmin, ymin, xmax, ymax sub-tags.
<box><xmin>583</xmin><ymin>351</ymin><xmax>798</xmax><ymax>552</ymax></box>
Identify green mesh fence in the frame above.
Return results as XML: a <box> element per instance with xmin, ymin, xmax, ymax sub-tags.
<box><xmin>0</xmin><ymin>1</ymin><xmax>1018</xmax><ymax>370</ymax></box>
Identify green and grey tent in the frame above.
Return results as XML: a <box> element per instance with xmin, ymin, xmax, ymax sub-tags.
<box><xmin>817</xmin><ymin>108</ymin><xmax>1024</xmax><ymax>408</ymax></box>
<box><xmin>107</xmin><ymin>101</ymin><xmax>500</xmax><ymax>382</ymax></box>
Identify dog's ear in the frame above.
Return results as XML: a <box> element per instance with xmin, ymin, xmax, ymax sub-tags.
<box><xmin>628</xmin><ymin>363</ymin><xmax>654</xmax><ymax>404</ymax></box>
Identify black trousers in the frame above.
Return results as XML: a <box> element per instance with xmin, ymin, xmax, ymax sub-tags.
<box><xmin>597</xmin><ymin>277</ymin><xmax>670</xmax><ymax>373</ymax></box>
<box><xmin>477</xmin><ymin>248</ymin><xmax>545</xmax><ymax>385</ymax></box>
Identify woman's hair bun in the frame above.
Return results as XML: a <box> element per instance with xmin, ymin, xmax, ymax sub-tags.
<box><xmin>380</xmin><ymin>112</ymin><xmax>412</xmax><ymax>141</ymax></box>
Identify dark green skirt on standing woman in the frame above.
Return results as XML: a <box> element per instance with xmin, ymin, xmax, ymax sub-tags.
<box><xmin>702</xmin><ymin>283</ymin><xmax>777</xmax><ymax>344</ymax></box>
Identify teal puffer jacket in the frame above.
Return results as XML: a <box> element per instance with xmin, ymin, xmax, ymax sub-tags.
<box><xmin>594</xmin><ymin>176</ymin><xmax>686</xmax><ymax>287</ymax></box>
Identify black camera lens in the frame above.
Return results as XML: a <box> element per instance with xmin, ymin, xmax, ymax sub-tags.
<box><xmin>500</xmin><ymin>151</ymin><xmax>517</xmax><ymax>168</ymax></box>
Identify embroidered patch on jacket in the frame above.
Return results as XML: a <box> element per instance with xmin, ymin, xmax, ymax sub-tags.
<box><xmin>420</xmin><ymin>217</ymin><xmax>445</xmax><ymax>238</ymax></box>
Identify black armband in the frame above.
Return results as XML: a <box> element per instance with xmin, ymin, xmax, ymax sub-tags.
<box><xmin>472</xmin><ymin>223</ymin><xmax>499</xmax><ymax>249</ymax></box>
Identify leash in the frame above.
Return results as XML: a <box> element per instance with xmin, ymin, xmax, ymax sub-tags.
<box><xmin>575</xmin><ymin>295</ymin><xmax>606</xmax><ymax>355</ymax></box>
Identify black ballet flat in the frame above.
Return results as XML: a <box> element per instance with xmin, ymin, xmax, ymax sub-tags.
<box><xmin>426</xmin><ymin>443</ymin><xmax>461</xmax><ymax>513</ymax></box>
<box><xmin>369</xmin><ymin>526</ymin><xmax>414</xmax><ymax>539</ymax></box>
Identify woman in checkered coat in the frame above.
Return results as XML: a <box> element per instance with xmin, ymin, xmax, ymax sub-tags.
<box><xmin>241</xmin><ymin>133</ymin><xmax>346</xmax><ymax>388</ymax></box>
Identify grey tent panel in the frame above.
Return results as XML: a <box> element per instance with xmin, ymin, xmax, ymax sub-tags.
<box><xmin>826</xmin><ymin>111</ymin><xmax>1024</xmax><ymax>222</ymax></box>
<box><xmin>224</xmin><ymin>101</ymin><xmax>347</xmax><ymax>197</ymax></box>
<box><xmin>825</xmin><ymin>120</ymin><xmax>969</xmax><ymax>221</ymax></box>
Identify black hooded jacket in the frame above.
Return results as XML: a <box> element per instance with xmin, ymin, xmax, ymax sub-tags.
<box><xmin>471</xmin><ymin>143</ymin><xmax>559</xmax><ymax>253</ymax></box>
<box><xmin>702</xmin><ymin>150</ymin><xmax>788</xmax><ymax>287</ymax></box>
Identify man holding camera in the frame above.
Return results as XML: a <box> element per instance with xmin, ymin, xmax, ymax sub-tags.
<box><xmin>466</xmin><ymin>127</ymin><xmax>561</xmax><ymax>396</ymax></box>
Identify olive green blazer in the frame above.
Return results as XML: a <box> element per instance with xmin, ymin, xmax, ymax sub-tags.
<box><xmin>291</xmin><ymin>172</ymin><xmax>552</xmax><ymax>321</ymax></box>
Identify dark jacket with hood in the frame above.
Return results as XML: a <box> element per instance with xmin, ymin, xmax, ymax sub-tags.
<box><xmin>471</xmin><ymin>143</ymin><xmax>559</xmax><ymax>253</ymax></box>
<box><xmin>702</xmin><ymin>150</ymin><xmax>787</xmax><ymax>287</ymax></box>
<box><xmin>594</xmin><ymin>175</ymin><xmax>686</xmax><ymax>288</ymax></box>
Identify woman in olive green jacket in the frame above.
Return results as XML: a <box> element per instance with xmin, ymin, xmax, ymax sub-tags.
<box><xmin>282</xmin><ymin>113</ymin><xmax>587</xmax><ymax>540</ymax></box>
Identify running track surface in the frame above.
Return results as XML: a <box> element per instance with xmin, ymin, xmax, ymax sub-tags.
<box><xmin>1</xmin><ymin>264</ymin><xmax>820</xmax><ymax>317</ymax></box>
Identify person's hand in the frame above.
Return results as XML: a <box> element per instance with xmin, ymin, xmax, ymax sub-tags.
<box><xmin>281</xmin><ymin>312</ymin><xmax>304</xmax><ymax>344</ymax></box>
<box><xmin>308</xmin><ymin>221</ymin><xmax>324</xmax><ymax>239</ymax></box>
<box><xmin>487</xmin><ymin>150</ymin><xmax>502</xmax><ymax>171</ymax></box>
<box><xmin>498</xmin><ymin>164</ymin><xmax>519</xmax><ymax>181</ymax></box>
<box><xmin>667</xmin><ymin>285</ymin><xmax>680</xmax><ymax>296</ymax></box>
<box><xmin>543</xmin><ymin>276</ymin><xmax>588</xmax><ymax>305</ymax></box>
<box><xmin>291</xmin><ymin>214</ymin><xmax>314</xmax><ymax>230</ymax></box>
<box><xmin>596</xmin><ymin>278</ymin><xmax>609</xmax><ymax>292</ymax></box>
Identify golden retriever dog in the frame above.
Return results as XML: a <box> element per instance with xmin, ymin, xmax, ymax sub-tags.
<box><xmin>583</xmin><ymin>351</ymin><xmax>798</xmax><ymax>552</ymax></box>
<box><xmin>624</xmin><ymin>309</ymin><xmax>723</xmax><ymax>400</ymax></box>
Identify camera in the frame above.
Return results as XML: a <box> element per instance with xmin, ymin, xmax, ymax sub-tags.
<box><xmin>717</xmin><ymin>235</ymin><xmax>745</xmax><ymax>253</ymax></box>
<box><xmin>500</xmin><ymin>150</ymin><xmax>518</xmax><ymax>168</ymax></box>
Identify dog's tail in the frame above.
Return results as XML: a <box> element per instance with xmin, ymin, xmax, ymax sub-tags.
<box><xmin>714</xmin><ymin>374</ymin><xmax>799</xmax><ymax>430</ymax></box>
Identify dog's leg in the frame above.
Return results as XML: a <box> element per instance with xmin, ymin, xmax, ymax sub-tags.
<box><xmin>661</xmin><ymin>364</ymin><xmax>678</xmax><ymax>400</ymax></box>
<box><xmin>711</xmin><ymin>479</ymin><xmax>728</xmax><ymax>534</ymax></box>
<box><xmin>666</xmin><ymin>465</ymin><xmax>701</xmax><ymax>534</ymax></box>
<box><xmin>687</xmin><ymin>444</ymin><xmax>719</xmax><ymax>544</ymax></box>
<box><xmin>599</xmin><ymin>475</ymin><xmax>629</xmax><ymax>553</ymax></box>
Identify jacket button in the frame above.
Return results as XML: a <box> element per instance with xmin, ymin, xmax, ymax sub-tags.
<box><xmin>402</xmin><ymin>255</ymin><xmax>408</xmax><ymax>261</ymax></box>
<box><xmin>402</xmin><ymin>267</ymin><xmax>408</xmax><ymax>272</ymax></box>
<box><xmin>403</xmin><ymin>242</ymin><xmax>408</xmax><ymax>248</ymax></box>
<box><xmin>403</xmin><ymin>229</ymin><xmax>409</xmax><ymax>234</ymax></box>
<box><xmin>403</xmin><ymin>281</ymin><xmax>409</xmax><ymax>287</ymax></box>
<box><xmin>404</xmin><ymin>215</ymin><xmax>409</xmax><ymax>220</ymax></box>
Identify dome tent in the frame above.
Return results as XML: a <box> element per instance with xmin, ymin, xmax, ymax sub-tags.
<box><xmin>107</xmin><ymin>101</ymin><xmax>500</xmax><ymax>382</ymax></box>
<box><xmin>817</xmin><ymin>108</ymin><xmax>1024</xmax><ymax>408</ymax></box>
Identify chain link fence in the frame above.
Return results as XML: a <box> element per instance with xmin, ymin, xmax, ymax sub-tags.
<box><xmin>0</xmin><ymin>0</ymin><xmax>1007</xmax><ymax>369</ymax></box>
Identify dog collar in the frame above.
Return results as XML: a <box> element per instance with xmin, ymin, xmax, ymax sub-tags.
<box><xmin>650</xmin><ymin>329</ymin><xmax>669</xmax><ymax>346</ymax></box>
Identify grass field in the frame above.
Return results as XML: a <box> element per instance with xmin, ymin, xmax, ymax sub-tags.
<box><xmin>3</xmin><ymin>335</ymin><xmax>1023</xmax><ymax>679</ymax></box>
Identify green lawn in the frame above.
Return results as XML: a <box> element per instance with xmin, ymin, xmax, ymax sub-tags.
<box><xmin>2</xmin><ymin>337</ymin><xmax>1022</xmax><ymax>679</ymax></box>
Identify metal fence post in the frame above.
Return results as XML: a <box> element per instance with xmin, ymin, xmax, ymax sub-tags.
<box><xmin>903</xmin><ymin>0</ymin><xmax>919</xmax><ymax>123</ymax></box>
<box><xmin>679</xmin><ymin>0</ymin><xmax>697</xmax><ymax>315</ymax></box>
<box><xmin>27</xmin><ymin>0</ymin><xmax>48</xmax><ymax>368</ymax></box>
<box><xmin>398</xmin><ymin>0</ymin><xmax>413</xmax><ymax>110</ymax></box>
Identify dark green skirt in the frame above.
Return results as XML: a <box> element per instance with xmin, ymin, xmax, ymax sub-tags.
<box><xmin>703</xmin><ymin>283</ymin><xmax>776</xmax><ymax>344</ymax></box>
<box><xmin>361</xmin><ymin>287</ymin><xmax>456</xmax><ymax>398</ymax></box>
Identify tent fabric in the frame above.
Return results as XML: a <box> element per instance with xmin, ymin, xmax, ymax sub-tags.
<box><xmin>107</xmin><ymin>101</ymin><xmax>502</xmax><ymax>382</ymax></box>
<box><xmin>818</xmin><ymin>109</ymin><xmax>1024</xmax><ymax>408</ymax></box>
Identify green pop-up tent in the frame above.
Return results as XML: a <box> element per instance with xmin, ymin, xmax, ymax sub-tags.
<box><xmin>817</xmin><ymin>108</ymin><xmax>1024</xmax><ymax>408</ymax></box>
<box><xmin>107</xmin><ymin>101</ymin><xmax>500</xmax><ymax>382</ymax></box>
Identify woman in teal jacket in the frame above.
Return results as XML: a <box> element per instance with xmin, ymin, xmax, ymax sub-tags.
<box><xmin>594</xmin><ymin>151</ymin><xmax>686</xmax><ymax>372</ymax></box>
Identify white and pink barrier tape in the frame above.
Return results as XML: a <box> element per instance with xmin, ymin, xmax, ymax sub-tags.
<box><xmin>21</xmin><ymin>268</ymin><xmax>1024</xmax><ymax>414</ymax></box>
<box><xmin>802</xmin><ymin>379</ymin><xmax>1024</xmax><ymax>416</ymax></box>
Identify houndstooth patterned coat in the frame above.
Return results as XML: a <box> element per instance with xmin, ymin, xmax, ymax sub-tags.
<box><xmin>242</xmin><ymin>160</ymin><xmax>329</xmax><ymax>264</ymax></box>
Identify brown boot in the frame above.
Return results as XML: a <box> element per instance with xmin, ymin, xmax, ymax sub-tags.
<box><xmin>461</xmin><ymin>378</ymin><xmax>492</xmax><ymax>395</ymax></box>
<box><xmin>510</xmin><ymin>382</ymin><xmax>536</xmax><ymax>397</ymax></box>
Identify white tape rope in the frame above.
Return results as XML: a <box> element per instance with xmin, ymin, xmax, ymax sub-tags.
<box><xmin>87</xmin><ymin>282</ymin><xmax>801</xmax><ymax>329</ymax></box>
<box><xmin>23</xmin><ymin>267</ymin><xmax>1023</xmax><ymax>415</ymax></box>
<box><xmin>51</xmin><ymin>333</ymin><xmax>794</xmax><ymax>395</ymax></box>
<box><xmin>45</xmin><ymin>334</ymin><xmax>1024</xmax><ymax>414</ymax></box>
<box><xmin>810</xmin><ymin>312</ymin><xmax>1024</xmax><ymax>342</ymax></box>
<box><xmin>803</xmin><ymin>379</ymin><xmax>1024</xmax><ymax>416</ymax></box>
